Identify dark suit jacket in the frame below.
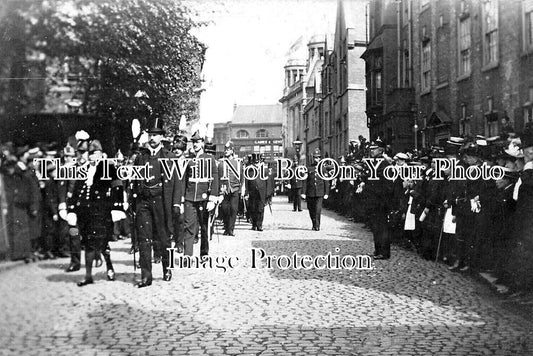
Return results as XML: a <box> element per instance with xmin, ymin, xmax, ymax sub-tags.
<box><xmin>133</xmin><ymin>147</ymin><xmax>182</xmax><ymax>235</ymax></box>
<box><xmin>302</xmin><ymin>164</ymin><xmax>330</xmax><ymax>197</ymax></box>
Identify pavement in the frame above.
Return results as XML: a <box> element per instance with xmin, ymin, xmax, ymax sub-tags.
<box><xmin>1</xmin><ymin>196</ymin><xmax>533</xmax><ymax>355</ymax></box>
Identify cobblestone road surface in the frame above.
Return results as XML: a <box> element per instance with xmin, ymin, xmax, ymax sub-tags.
<box><xmin>1</xmin><ymin>197</ymin><xmax>532</xmax><ymax>355</ymax></box>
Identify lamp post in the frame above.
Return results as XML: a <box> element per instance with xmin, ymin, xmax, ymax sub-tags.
<box><xmin>293</xmin><ymin>137</ymin><xmax>302</xmax><ymax>163</ymax></box>
<box><xmin>411</xmin><ymin>105</ymin><xmax>419</xmax><ymax>152</ymax></box>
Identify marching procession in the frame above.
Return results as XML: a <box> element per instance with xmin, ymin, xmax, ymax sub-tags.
<box><xmin>2</xmin><ymin>115</ymin><xmax>533</xmax><ymax>295</ymax></box>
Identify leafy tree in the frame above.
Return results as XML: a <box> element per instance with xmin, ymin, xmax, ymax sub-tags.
<box><xmin>1</xmin><ymin>0</ymin><xmax>206</xmax><ymax>138</ymax></box>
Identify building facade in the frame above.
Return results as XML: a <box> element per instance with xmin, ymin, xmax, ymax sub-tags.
<box><xmin>365</xmin><ymin>0</ymin><xmax>533</xmax><ymax>152</ymax></box>
<box><xmin>213</xmin><ymin>104</ymin><xmax>283</xmax><ymax>162</ymax></box>
<box><xmin>281</xmin><ymin>0</ymin><xmax>368</xmax><ymax>163</ymax></box>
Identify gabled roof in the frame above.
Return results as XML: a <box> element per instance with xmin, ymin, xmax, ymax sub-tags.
<box><xmin>426</xmin><ymin>111</ymin><xmax>452</xmax><ymax>129</ymax></box>
<box><xmin>231</xmin><ymin>105</ymin><xmax>283</xmax><ymax>125</ymax></box>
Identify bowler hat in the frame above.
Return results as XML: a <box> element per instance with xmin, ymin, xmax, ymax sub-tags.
<box><xmin>147</xmin><ymin>117</ymin><xmax>165</xmax><ymax>134</ymax></box>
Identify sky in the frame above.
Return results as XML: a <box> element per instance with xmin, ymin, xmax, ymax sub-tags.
<box><xmin>182</xmin><ymin>0</ymin><xmax>338</xmax><ymax>124</ymax></box>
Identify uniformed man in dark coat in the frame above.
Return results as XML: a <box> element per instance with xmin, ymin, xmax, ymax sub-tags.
<box><xmin>133</xmin><ymin>118</ymin><xmax>182</xmax><ymax>288</ymax></box>
<box><xmin>301</xmin><ymin>148</ymin><xmax>330</xmax><ymax>231</ymax></box>
<box><xmin>362</xmin><ymin>139</ymin><xmax>400</xmax><ymax>260</ymax></box>
<box><xmin>71</xmin><ymin>139</ymin><xmax>119</xmax><ymax>286</ymax></box>
<box><xmin>453</xmin><ymin>141</ymin><xmax>484</xmax><ymax>272</ymax></box>
<box><xmin>290</xmin><ymin>156</ymin><xmax>303</xmax><ymax>212</ymax></box>
<box><xmin>62</xmin><ymin>134</ymin><xmax>89</xmax><ymax>272</ymax></box>
<box><xmin>1</xmin><ymin>155</ymin><xmax>35</xmax><ymax>262</ymax></box>
<box><xmin>245</xmin><ymin>153</ymin><xmax>271</xmax><ymax>231</ymax></box>
<box><xmin>171</xmin><ymin>134</ymin><xmax>188</xmax><ymax>253</ymax></box>
<box><xmin>218</xmin><ymin>141</ymin><xmax>244</xmax><ymax>236</ymax></box>
<box><xmin>182</xmin><ymin>130</ymin><xmax>221</xmax><ymax>257</ymax></box>
<box><xmin>506</xmin><ymin>128</ymin><xmax>533</xmax><ymax>291</ymax></box>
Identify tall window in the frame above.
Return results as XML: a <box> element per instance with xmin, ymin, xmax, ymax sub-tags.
<box><xmin>236</xmin><ymin>130</ymin><xmax>249</xmax><ymax>138</ymax></box>
<box><xmin>525</xmin><ymin>87</ymin><xmax>533</xmax><ymax>128</ymax></box>
<box><xmin>524</xmin><ymin>0</ymin><xmax>533</xmax><ymax>51</ymax></box>
<box><xmin>483</xmin><ymin>0</ymin><xmax>499</xmax><ymax>65</ymax></box>
<box><xmin>402</xmin><ymin>39</ymin><xmax>411</xmax><ymax>87</ymax></box>
<box><xmin>459</xmin><ymin>16</ymin><xmax>471</xmax><ymax>75</ymax></box>
<box><xmin>486</xmin><ymin>97</ymin><xmax>499</xmax><ymax>136</ymax></box>
<box><xmin>459</xmin><ymin>104</ymin><xmax>471</xmax><ymax>136</ymax></box>
<box><xmin>421</xmin><ymin>41</ymin><xmax>431</xmax><ymax>91</ymax></box>
<box><xmin>256</xmin><ymin>129</ymin><xmax>269</xmax><ymax>138</ymax></box>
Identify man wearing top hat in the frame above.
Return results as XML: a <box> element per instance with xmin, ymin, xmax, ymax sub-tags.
<box><xmin>218</xmin><ymin>141</ymin><xmax>244</xmax><ymax>236</ymax></box>
<box><xmin>301</xmin><ymin>148</ymin><xmax>330</xmax><ymax>231</ymax></box>
<box><xmin>132</xmin><ymin>117</ymin><xmax>182</xmax><ymax>288</ymax></box>
<box><xmin>182</xmin><ymin>130</ymin><xmax>221</xmax><ymax>257</ymax></box>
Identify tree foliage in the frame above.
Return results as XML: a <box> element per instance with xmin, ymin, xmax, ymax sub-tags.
<box><xmin>1</xmin><ymin>0</ymin><xmax>206</xmax><ymax>134</ymax></box>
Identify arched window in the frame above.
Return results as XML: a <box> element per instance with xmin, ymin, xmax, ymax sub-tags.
<box><xmin>236</xmin><ymin>130</ymin><xmax>249</xmax><ymax>138</ymax></box>
<box><xmin>256</xmin><ymin>129</ymin><xmax>269</xmax><ymax>138</ymax></box>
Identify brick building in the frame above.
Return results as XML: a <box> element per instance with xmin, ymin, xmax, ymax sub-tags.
<box><xmin>365</xmin><ymin>0</ymin><xmax>533</xmax><ymax>152</ymax></box>
<box><xmin>213</xmin><ymin>104</ymin><xmax>283</xmax><ymax>161</ymax></box>
<box><xmin>281</xmin><ymin>0</ymin><xmax>368</xmax><ymax>163</ymax></box>
<box><xmin>323</xmin><ymin>0</ymin><xmax>368</xmax><ymax>160</ymax></box>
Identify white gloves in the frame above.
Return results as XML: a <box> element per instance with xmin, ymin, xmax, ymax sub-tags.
<box><xmin>59</xmin><ymin>209</ymin><xmax>68</xmax><ymax>221</ymax></box>
<box><xmin>111</xmin><ymin>210</ymin><xmax>127</xmax><ymax>222</ymax></box>
<box><xmin>66</xmin><ymin>212</ymin><xmax>77</xmax><ymax>226</ymax></box>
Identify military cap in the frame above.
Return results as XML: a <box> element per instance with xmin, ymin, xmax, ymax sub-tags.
<box><xmin>224</xmin><ymin>141</ymin><xmax>235</xmax><ymax>150</ymax></box>
<box><xmin>190</xmin><ymin>130</ymin><xmax>204</xmax><ymax>142</ymax></box>
<box><xmin>312</xmin><ymin>148</ymin><xmax>321</xmax><ymax>157</ymax></box>
<box><xmin>205</xmin><ymin>142</ymin><xmax>216</xmax><ymax>155</ymax></box>
<box><xmin>369</xmin><ymin>138</ymin><xmax>386</xmax><ymax>149</ymax></box>
<box><xmin>88</xmin><ymin>139</ymin><xmax>103</xmax><ymax>153</ymax></box>
<box><xmin>63</xmin><ymin>143</ymin><xmax>76</xmax><ymax>157</ymax></box>
<box><xmin>45</xmin><ymin>142</ymin><xmax>59</xmax><ymax>157</ymax></box>
<box><xmin>173</xmin><ymin>135</ymin><xmax>188</xmax><ymax>151</ymax></box>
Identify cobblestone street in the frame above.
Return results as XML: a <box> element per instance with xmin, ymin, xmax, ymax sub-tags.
<box><xmin>1</xmin><ymin>196</ymin><xmax>532</xmax><ymax>355</ymax></box>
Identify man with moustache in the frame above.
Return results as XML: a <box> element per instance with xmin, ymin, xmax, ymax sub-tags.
<box><xmin>133</xmin><ymin>117</ymin><xmax>182</xmax><ymax>288</ymax></box>
<box><xmin>182</xmin><ymin>130</ymin><xmax>221</xmax><ymax>257</ymax></box>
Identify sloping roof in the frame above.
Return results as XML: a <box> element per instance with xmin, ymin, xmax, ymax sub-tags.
<box><xmin>425</xmin><ymin>111</ymin><xmax>452</xmax><ymax>129</ymax></box>
<box><xmin>231</xmin><ymin>105</ymin><xmax>283</xmax><ymax>125</ymax></box>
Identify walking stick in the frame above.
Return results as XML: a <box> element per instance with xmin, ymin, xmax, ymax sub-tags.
<box><xmin>435</xmin><ymin>219</ymin><xmax>445</xmax><ymax>264</ymax></box>
<box><xmin>130</xmin><ymin>119</ymin><xmax>141</xmax><ymax>277</ymax></box>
